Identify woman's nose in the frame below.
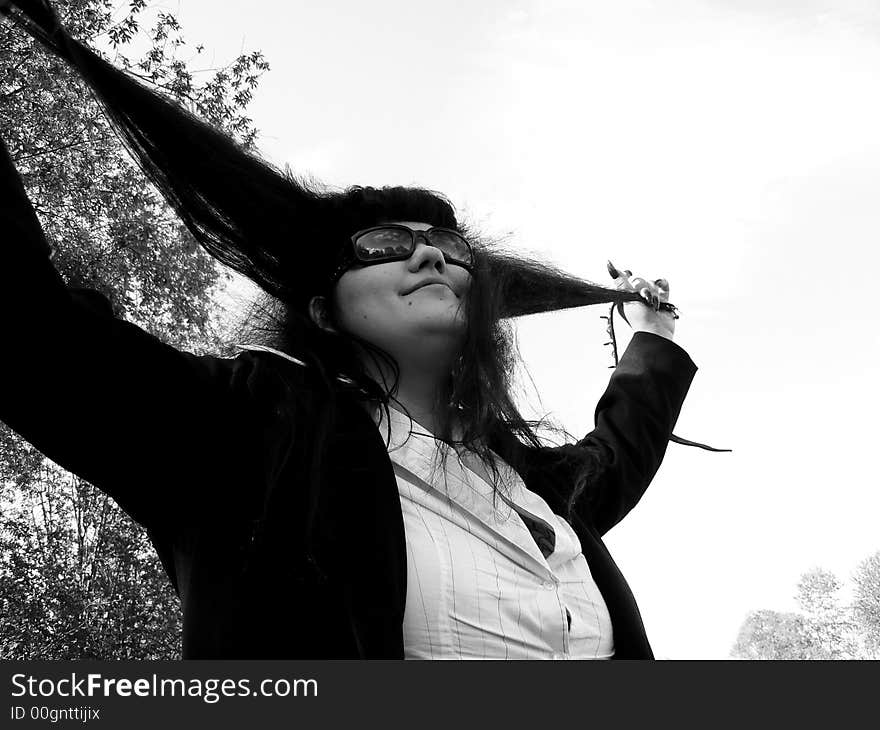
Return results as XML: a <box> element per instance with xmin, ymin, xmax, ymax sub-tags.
<box><xmin>408</xmin><ymin>240</ymin><xmax>447</xmax><ymax>271</ymax></box>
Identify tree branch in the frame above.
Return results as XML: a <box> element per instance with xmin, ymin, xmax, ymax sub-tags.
<box><xmin>13</xmin><ymin>135</ymin><xmax>114</xmax><ymax>164</ymax></box>
<box><xmin>0</xmin><ymin>85</ymin><xmax>27</xmax><ymax>101</ymax></box>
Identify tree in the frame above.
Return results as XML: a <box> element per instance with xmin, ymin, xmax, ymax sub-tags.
<box><xmin>0</xmin><ymin>0</ymin><xmax>268</xmax><ymax>658</ymax></box>
<box><xmin>730</xmin><ymin>556</ymin><xmax>880</xmax><ymax>660</ymax></box>
<box><xmin>0</xmin><ymin>464</ymin><xmax>182</xmax><ymax>658</ymax></box>
<box><xmin>852</xmin><ymin>551</ymin><xmax>880</xmax><ymax>656</ymax></box>
<box><xmin>793</xmin><ymin>568</ymin><xmax>858</xmax><ymax>659</ymax></box>
<box><xmin>730</xmin><ymin>610</ymin><xmax>813</xmax><ymax>661</ymax></box>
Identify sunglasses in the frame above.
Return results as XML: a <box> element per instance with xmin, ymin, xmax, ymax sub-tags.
<box><xmin>330</xmin><ymin>225</ymin><xmax>475</xmax><ymax>283</ymax></box>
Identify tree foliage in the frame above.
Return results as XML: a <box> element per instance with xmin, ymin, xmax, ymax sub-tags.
<box><xmin>731</xmin><ymin>555</ymin><xmax>880</xmax><ymax>660</ymax></box>
<box><xmin>852</xmin><ymin>552</ymin><xmax>880</xmax><ymax>655</ymax></box>
<box><xmin>1</xmin><ymin>0</ymin><xmax>269</xmax><ymax>346</ymax></box>
<box><xmin>0</xmin><ymin>0</ymin><xmax>268</xmax><ymax>658</ymax></box>
<box><xmin>0</xmin><ymin>461</ymin><xmax>182</xmax><ymax>658</ymax></box>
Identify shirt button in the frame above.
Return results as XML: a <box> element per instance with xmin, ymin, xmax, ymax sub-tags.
<box><xmin>542</xmin><ymin>581</ymin><xmax>555</xmax><ymax>590</ymax></box>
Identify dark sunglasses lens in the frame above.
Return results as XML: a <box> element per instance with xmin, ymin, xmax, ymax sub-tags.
<box><xmin>429</xmin><ymin>230</ymin><xmax>472</xmax><ymax>265</ymax></box>
<box><xmin>355</xmin><ymin>229</ymin><xmax>413</xmax><ymax>259</ymax></box>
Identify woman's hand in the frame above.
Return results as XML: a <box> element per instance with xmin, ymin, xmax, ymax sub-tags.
<box><xmin>608</xmin><ymin>261</ymin><xmax>676</xmax><ymax>341</ymax></box>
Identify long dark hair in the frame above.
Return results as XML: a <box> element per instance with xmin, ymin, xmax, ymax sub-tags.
<box><xmin>4</xmin><ymin>0</ymin><xmax>687</xmax><ymax>558</ymax></box>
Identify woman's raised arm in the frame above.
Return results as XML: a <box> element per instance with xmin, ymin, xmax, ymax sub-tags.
<box><xmin>0</xmin><ymin>134</ymin><xmax>263</xmax><ymax>532</ymax></box>
<box><xmin>574</xmin><ymin>331</ymin><xmax>697</xmax><ymax>535</ymax></box>
<box><xmin>523</xmin><ymin>328</ymin><xmax>698</xmax><ymax>537</ymax></box>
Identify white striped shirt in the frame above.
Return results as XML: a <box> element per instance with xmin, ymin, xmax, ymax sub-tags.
<box><xmin>374</xmin><ymin>404</ymin><xmax>614</xmax><ymax>660</ymax></box>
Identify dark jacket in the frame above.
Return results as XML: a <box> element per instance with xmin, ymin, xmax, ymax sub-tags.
<box><xmin>0</xmin><ymin>136</ymin><xmax>697</xmax><ymax>659</ymax></box>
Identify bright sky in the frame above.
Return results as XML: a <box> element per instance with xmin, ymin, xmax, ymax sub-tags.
<box><xmin>161</xmin><ymin>0</ymin><xmax>879</xmax><ymax>658</ymax></box>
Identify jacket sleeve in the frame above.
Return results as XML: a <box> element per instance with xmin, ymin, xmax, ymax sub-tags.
<box><xmin>550</xmin><ymin>331</ymin><xmax>698</xmax><ymax>536</ymax></box>
<box><xmin>0</xmin><ymin>135</ymin><xmax>262</xmax><ymax>532</ymax></box>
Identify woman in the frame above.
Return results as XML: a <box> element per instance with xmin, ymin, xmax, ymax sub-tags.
<box><xmin>0</xmin><ymin>0</ymin><xmax>711</xmax><ymax>659</ymax></box>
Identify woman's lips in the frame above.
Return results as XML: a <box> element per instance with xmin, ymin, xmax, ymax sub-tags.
<box><xmin>405</xmin><ymin>282</ymin><xmax>452</xmax><ymax>295</ymax></box>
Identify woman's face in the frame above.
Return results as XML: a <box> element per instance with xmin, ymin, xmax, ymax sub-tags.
<box><xmin>328</xmin><ymin>221</ymin><xmax>471</xmax><ymax>357</ymax></box>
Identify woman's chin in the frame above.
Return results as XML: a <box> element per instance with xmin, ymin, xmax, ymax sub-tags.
<box><xmin>399</xmin><ymin>312</ymin><xmax>466</xmax><ymax>338</ymax></box>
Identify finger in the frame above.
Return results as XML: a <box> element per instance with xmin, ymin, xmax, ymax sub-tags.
<box><xmin>608</xmin><ymin>261</ymin><xmax>636</xmax><ymax>291</ymax></box>
<box><xmin>634</xmin><ymin>277</ymin><xmax>668</xmax><ymax>304</ymax></box>
<box><xmin>654</xmin><ymin>278</ymin><xmax>669</xmax><ymax>301</ymax></box>
<box><xmin>633</xmin><ymin>277</ymin><xmax>663</xmax><ymax>307</ymax></box>
<box><xmin>639</xmin><ymin>288</ymin><xmax>661</xmax><ymax>312</ymax></box>
<box><xmin>609</xmin><ymin>261</ymin><xmax>632</xmax><ymax>288</ymax></box>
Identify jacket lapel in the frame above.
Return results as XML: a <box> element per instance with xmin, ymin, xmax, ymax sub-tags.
<box><xmin>378</xmin><ymin>405</ymin><xmax>557</xmax><ymax>574</ymax></box>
